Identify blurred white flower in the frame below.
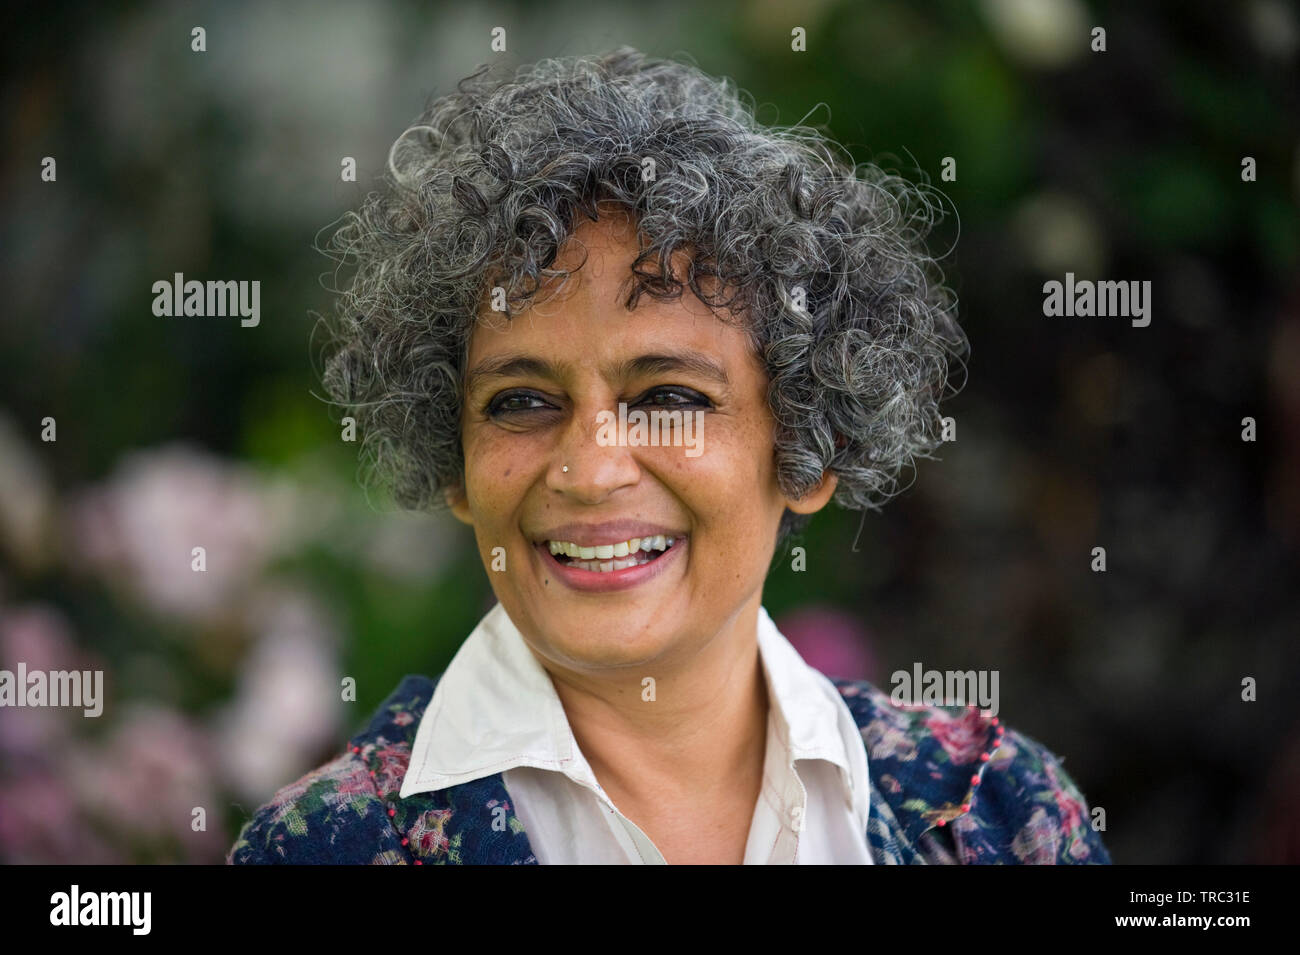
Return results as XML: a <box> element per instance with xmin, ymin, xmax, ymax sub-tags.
<box><xmin>1010</xmin><ymin>191</ymin><xmax>1108</xmax><ymax>278</ymax></box>
<box><xmin>213</xmin><ymin>587</ymin><xmax>343</xmax><ymax>802</ymax></box>
<box><xmin>0</xmin><ymin>412</ymin><xmax>56</xmax><ymax>573</ymax></box>
<box><xmin>1248</xmin><ymin>0</ymin><xmax>1298</xmax><ymax>60</ymax></box>
<box><xmin>360</xmin><ymin>509</ymin><xmax>458</xmax><ymax>581</ymax></box>
<box><xmin>980</xmin><ymin>0</ymin><xmax>1088</xmax><ymax>69</ymax></box>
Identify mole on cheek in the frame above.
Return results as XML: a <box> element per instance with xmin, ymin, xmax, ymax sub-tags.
<box><xmin>504</xmin><ymin>468</ymin><xmax>512</xmax><ymax>477</ymax></box>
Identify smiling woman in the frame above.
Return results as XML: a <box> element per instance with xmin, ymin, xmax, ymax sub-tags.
<box><xmin>228</xmin><ymin>47</ymin><xmax>1110</xmax><ymax>865</ymax></box>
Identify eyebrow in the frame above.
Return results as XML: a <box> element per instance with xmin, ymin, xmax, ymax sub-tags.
<box><xmin>465</xmin><ymin>351</ymin><xmax>732</xmax><ymax>394</ymax></box>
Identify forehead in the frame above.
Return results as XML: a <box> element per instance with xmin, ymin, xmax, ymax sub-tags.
<box><xmin>466</xmin><ymin>212</ymin><xmax>752</xmax><ymax>369</ymax></box>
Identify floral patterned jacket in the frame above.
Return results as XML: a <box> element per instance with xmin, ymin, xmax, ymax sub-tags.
<box><xmin>227</xmin><ymin>673</ymin><xmax>1111</xmax><ymax>864</ymax></box>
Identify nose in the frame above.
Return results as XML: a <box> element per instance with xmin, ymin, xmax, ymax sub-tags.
<box><xmin>548</xmin><ymin>403</ymin><xmax>640</xmax><ymax>503</ymax></box>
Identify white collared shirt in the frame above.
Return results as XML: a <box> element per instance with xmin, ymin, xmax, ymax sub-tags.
<box><xmin>400</xmin><ymin>602</ymin><xmax>874</xmax><ymax>864</ymax></box>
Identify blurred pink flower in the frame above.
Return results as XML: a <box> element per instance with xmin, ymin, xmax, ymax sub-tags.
<box><xmin>0</xmin><ymin>770</ymin><xmax>118</xmax><ymax>864</ymax></box>
<box><xmin>0</xmin><ymin>604</ymin><xmax>104</xmax><ymax>760</ymax></box>
<box><xmin>66</xmin><ymin>444</ymin><xmax>307</xmax><ymax>621</ymax></box>
<box><xmin>61</xmin><ymin>703</ymin><xmax>225</xmax><ymax>863</ymax></box>
<box><xmin>774</xmin><ymin>607</ymin><xmax>878</xmax><ymax>682</ymax></box>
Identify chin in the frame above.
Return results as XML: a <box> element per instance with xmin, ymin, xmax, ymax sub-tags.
<box><xmin>532</xmin><ymin>613</ymin><xmax>678</xmax><ymax>670</ymax></box>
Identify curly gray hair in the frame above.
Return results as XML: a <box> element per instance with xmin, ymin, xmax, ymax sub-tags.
<box><xmin>319</xmin><ymin>47</ymin><xmax>967</xmax><ymax>551</ymax></box>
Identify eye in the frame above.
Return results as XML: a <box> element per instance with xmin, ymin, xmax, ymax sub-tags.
<box><xmin>485</xmin><ymin>390</ymin><xmax>553</xmax><ymax>417</ymax></box>
<box><xmin>639</xmin><ymin>386</ymin><xmax>712</xmax><ymax>408</ymax></box>
<box><xmin>483</xmin><ymin>386</ymin><xmax>710</xmax><ymax>419</ymax></box>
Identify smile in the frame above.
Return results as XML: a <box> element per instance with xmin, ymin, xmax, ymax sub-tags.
<box><xmin>534</xmin><ymin>534</ymin><xmax>687</xmax><ymax>593</ymax></box>
<box><xmin>545</xmin><ymin>535</ymin><xmax>676</xmax><ymax>572</ymax></box>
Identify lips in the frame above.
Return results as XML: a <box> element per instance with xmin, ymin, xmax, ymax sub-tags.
<box><xmin>534</xmin><ymin>534</ymin><xmax>687</xmax><ymax>592</ymax></box>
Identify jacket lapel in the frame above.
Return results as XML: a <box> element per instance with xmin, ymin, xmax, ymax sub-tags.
<box><xmin>392</xmin><ymin>776</ymin><xmax>538</xmax><ymax>864</ymax></box>
<box><xmin>831</xmin><ymin>679</ymin><xmax>998</xmax><ymax>862</ymax></box>
<box><xmin>352</xmin><ymin>674</ymin><xmax>539</xmax><ymax>864</ymax></box>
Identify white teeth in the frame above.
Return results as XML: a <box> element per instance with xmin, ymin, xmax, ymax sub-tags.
<box><xmin>543</xmin><ymin>533</ymin><xmax>684</xmax><ymax>572</ymax></box>
<box><xmin>546</xmin><ymin>535</ymin><xmax>678</xmax><ymax>554</ymax></box>
<box><xmin>540</xmin><ymin>535</ymin><xmax>686</xmax><ymax>571</ymax></box>
<box><xmin>565</xmin><ymin>554</ymin><xmax>647</xmax><ymax>573</ymax></box>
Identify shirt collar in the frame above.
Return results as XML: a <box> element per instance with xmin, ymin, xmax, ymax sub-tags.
<box><xmin>400</xmin><ymin>601</ymin><xmax>861</xmax><ymax>801</ymax></box>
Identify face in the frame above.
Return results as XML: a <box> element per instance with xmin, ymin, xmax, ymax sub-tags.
<box><xmin>449</xmin><ymin>208</ymin><xmax>836</xmax><ymax>675</ymax></box>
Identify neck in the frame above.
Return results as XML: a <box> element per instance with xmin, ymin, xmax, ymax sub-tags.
<box><xmin>539</xmin><ymin>598</ymin><xmax>770</xmax><ymax>806</ymax></box>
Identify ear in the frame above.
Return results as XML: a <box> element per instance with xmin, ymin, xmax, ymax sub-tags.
<box><xmin>444</xmin><ymin>484</ymin><xmax>474</xmax><ymax>526</ymax></box>
<box><xmin>784</xmin><ymin>470</ymin><xmax>838</xmax><ymax>515</ymax></box>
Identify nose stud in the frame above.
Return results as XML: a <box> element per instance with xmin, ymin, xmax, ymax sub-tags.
<box><xmin>562</xmin><ymin>465</ymin><xmax>569</xmax><ymax>473</ymax></box>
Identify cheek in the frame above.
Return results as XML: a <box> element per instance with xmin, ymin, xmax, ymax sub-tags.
<box><xmin>660</xmin><ymin>420</ymin><xmax>779</xmax><ymax>535</ymax></box>
<box><xmin>463</xmin><ymin>429</ymin><xmax>533</xmax><ymax>519</ymax></box>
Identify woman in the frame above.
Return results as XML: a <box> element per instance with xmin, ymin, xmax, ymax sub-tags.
<box><xmin>229</xmin><ymin>48</ymin><xmax>1109</xmax><ymax>864</ymax></box>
